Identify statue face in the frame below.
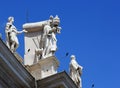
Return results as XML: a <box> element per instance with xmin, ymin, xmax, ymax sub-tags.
<box><xmin>71</xmin><ymin>55</ymin><xmax>76</xmax><ymax>60</ymax></box>
<box><xmin>53</xmin><ymin>19</ymin><xmax>59</xmax><ymax>26</ymax></box>
<box><xmin>8</xmin><ymin>17</ymin><xmax>14</xmax><ymax>23</ymax></box>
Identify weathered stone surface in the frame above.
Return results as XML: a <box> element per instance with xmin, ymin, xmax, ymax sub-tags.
<box><xmin>37</xmin><ymin>71</ymin><xmax>78</xmax><ymax>88</ymax></box>
<box><xmin>25</xmin><ymin>56</ymin><xmax>59</xmax><ymax>80</ymax></box>
<box><xmin>14</xmin><ymin>52</ymin><xmax>23</xmax><ymax>64</ymax></box>
<box><xmin>0</xmin><ymin>38</ymin><xmax>35</xmax><ymax>88</ymax></box>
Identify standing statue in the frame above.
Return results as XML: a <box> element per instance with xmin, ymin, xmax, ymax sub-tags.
<box><xmin>5</xmin><ymin>16</ymin><xmax>27</xmax><ymax>52</ymax></box>
<box><xmin>69</xmin><ymin>55</ymin><xmax>83</xmax><ymax>88</ymax></box>
<box><xmin>42</xmin><ymin>15</ymin><xmax>61</xmax><ymax>58</ymax></box>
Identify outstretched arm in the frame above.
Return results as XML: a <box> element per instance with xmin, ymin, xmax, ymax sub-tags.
<box><xmin>17</xmin><ymin>29</ymin><xmax>28</xmax><ymax>34</ymax></box>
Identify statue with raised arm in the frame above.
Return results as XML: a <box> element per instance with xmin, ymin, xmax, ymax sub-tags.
<box><xmin>69</xmin><ymin>55</ymin><xmax>83</xmax><ymax>88</ymax></box>
<box><xmin>5</xmin><ymin>16</ymin><xmax>27</xmax><ymax>52</ymax></box>
<box><xmin>42</xmin><ymin>15</ymin><xmax>61</xmax><ymax>58</ymax></box>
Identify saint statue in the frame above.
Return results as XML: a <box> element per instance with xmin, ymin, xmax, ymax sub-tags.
<box><xmin>5</xmin><ymin>16</ymin><xmax>27</xmax><ymax>52</ymax></box>
<box><xmin>42</xmin><ymin>15</ymin><xmax>61</xmax><ymax>58</ymax></box>
<box><xmin>69</xmin><ymin>55</ymin><xmax>83</xmax><ymax>88</ymax></box>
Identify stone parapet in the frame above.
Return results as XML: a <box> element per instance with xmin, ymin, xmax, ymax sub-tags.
<box><xmin>0</xmin><ymin>38</ymin><xmax>35</xmax><ymax>88</ymax></box>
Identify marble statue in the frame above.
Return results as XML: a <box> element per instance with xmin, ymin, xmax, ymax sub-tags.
<box><xmin>42</xmin><ymin>15</ymin><xmax>61</xmax><ymax>58</ymax></box>
<box><xmin>69</xmin><ymin>55</ymin><xmax>83</xmax><ymax>88</ymax></box>
<box><xmin>23</xmin><ymin>15</ymin><xmax>61</xmax><ymax>65</ymax></box>
<box><xmin>5</xmin><ymin>16</ymin><xmax>27</xmax><ymax>52</ymax></box>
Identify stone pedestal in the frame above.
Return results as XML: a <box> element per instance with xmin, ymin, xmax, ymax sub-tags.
<box><xmin>37</xmin><ymin>71</ymin><xmax>78</xmax><ymax>88</ymax></box>
<box><xmin>26</xmin><ymin>56</ymin><xmax>59</xmax><ymax>80</ymax></box>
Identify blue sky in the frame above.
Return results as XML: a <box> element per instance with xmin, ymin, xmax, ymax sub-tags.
<box><xmin>0</xmin><ymin>0</ymin><xmax>120</xmax><ymax>88</ymax></box>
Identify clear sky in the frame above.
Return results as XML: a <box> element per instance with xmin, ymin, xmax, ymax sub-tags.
<box><xmin>0</xmin><ymin>0</ymin><xmax>120</xmax><ymax>88</ymax></box>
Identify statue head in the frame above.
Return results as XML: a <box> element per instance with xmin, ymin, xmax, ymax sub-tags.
<box><xmin>49</xmin><ymin>15</ymin><xmax>53</xmax><ymax>21</ymax></box>
<box><xmin>71</xmin><ymin>55</ymin><xmax>76</xmax><ymax>60</ymax></box>
<box><xmin>53</xmin><ymin>15</ymin><xmax>60</xmax><ymax>27</ymax></box>
<box><xmin>8</xmin><ymin>16</ymin><xmax>14</xmax><ymax>23</ymax></box>
<box><xmin>49</xmin><ymin>15</ymin><xmax>54</xmax><ymax>26</ymax></box>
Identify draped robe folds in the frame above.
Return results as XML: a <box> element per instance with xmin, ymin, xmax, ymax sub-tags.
<box><xmin>70</xmin><ymin>59</ymin><xmax>83</xmax><ymax>88</ymax></box>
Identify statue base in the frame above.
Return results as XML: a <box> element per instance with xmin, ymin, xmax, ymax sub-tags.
<box><xmin>25</xmin><ymin>56</ymin><xmax>59</xmax><ymax>80</ymax></box>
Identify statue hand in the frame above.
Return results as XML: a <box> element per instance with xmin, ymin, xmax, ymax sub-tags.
<box><xmin>23</xmin><ymin>29</ymin><xmax>28</xmax><ymax>33</ymax></box>
<box><xmin>52</xmin><ymin>27</ymin><xmax>57</xmax><ymax>31</ymax></box>
<box><xmin>57</xmin><ymin>27</ymin><xmax>62</xmax><ymax>33</ymax></box>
